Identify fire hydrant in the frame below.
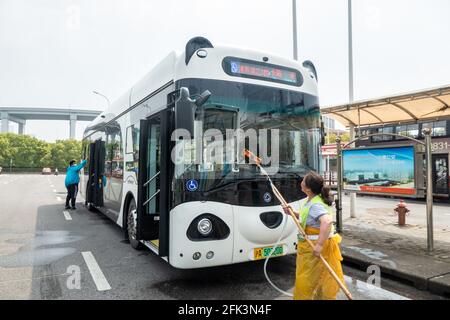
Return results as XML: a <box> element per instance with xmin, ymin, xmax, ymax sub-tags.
<box><xmin>394</xmin><ymin>200</ymin><xmax>410</xmax><ymax>226</ymax></box>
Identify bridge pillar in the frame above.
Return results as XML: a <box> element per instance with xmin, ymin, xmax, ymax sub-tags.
<box><xmin>1</xmin><ymin>112</ymin><xmax>9</xmax><ymax>133</ymax></box>
<box><xmin>18</xmin><ymin>122</ymin><xmax>26</xmax><ymax>134</ymax></box>
<box><xmin>69</xmin><ymin>114</ymin><xmax>77</xmax><ymax>139</ymax></box>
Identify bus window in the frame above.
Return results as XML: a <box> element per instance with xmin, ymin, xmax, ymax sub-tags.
<box><xmin>126</xmin><ymin>126</ymin><xmax>134</xmax><ymax>154</ymax></box>
<box><xmin>174</xmin><ymin>79</ymin><xmax>322</xmax><ymax>188</ymax></box>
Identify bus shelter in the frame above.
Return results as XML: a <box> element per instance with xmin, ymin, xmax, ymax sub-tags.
<box><xmin>321</xmin><ymin>84</ymin><xmax>450</xmax><ymax>252</ymax></box>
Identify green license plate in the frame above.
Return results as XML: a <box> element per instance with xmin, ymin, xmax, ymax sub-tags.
<box><xmin>253</xmin><ymin>245</ymin><xmax>284</xmax><ymax>260</ymax></box>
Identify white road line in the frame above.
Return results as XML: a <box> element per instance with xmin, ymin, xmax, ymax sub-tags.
<box><xmin>56</xmin><ymin>196</ymin><xmax>62</xmax><ymax>202</ymax></box>
<box><xmin>81</xmin><ymin>251</ymin><xmax>111</xmax><ymax>291</ymax></box>
<box><xmin>63</xmin><ymin>210</ymin><xmax>72</xmax><ymax>221</ymax></box>
<box><xmin>53</xmin><ymin>189</ymin><xmax>57</xmax><ymax>193</ymax></box>
<box><xmin>50</xmin><ymin>185</ymin><xmax>55</xmax><ymax>188</ymax></box>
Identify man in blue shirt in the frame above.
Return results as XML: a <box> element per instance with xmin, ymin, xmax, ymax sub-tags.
<box><xmin>65</xmin><ymin>159</ymin><xmax>87</xmax><ymax>210</ymax></box>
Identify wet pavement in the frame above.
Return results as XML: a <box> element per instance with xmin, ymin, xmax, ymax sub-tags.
<box><xmin>0</xmin><ymin>174</ymin><xmax>447</xmax><ymax>300</ymax></box>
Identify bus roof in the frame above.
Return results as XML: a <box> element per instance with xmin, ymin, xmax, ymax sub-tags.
<box><xmin>87</xmin><ymin>38</ymin><xmax>319</xmax><ymax>132</ymax></box>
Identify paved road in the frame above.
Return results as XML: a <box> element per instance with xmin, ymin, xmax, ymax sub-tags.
<box><xmin>0</xmin><ymin>174</ymin><xmax>445</xmax><ymax>300</ymax></box>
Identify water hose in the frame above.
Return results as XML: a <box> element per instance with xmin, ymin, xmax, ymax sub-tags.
<box><xmin>263</xmin><ymin>213</ymin><xmax>294</xmax><ymax>297</ymax></box>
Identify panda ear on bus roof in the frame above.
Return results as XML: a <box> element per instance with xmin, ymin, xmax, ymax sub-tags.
<box><xmin>302</xmin><ymin>60</ymin><xmax>318</xmax><ymax>82</ymax></box>
<box><xmin>185</xmin><ymin>36</ymin><xmax>214</xmax><ymax>66</ymax></box>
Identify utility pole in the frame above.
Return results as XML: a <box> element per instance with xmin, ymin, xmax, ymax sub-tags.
<box><xmin>424</xmin><ymin>128</ymin><xmax>434</xmax><ymax>253</ymax></box>
<box><xmin>292</xmin><ymin>0</ymin><xmax>298</xmax><ymax>60</ymax></box>
<box><xmin>348</xmin><ymin>0</ymin><xmax>354</xmax><ymax>102</ymax></box>
<box><xmin>348</xmin><ymin>0</ymin><xmax>357</xmax><ymax>218</ymax></box>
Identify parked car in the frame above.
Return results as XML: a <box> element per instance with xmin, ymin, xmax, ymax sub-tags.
<box><xmin>54</xmin><ymin>168</ymin><xmax>59</xmax><ymax>175</ymax></box>
<box><xmin>42</xmin><ymin>167</ymin><xmax>52</xmax><ymax>175</ymax></box>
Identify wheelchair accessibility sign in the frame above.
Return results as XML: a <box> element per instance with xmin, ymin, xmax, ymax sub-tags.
<box><xmin>186</xmin><ymin>179</ymin><xmax>199</xmax><ymax>192</ymax></box>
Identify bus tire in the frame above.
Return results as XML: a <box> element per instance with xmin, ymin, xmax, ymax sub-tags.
<box><xmin>87</xmin><ymin>202</ymin><xmax>95</xmax><ymax>212</ymax></box>
<box><xmin>127</xmin><ymin>198</ymin><xmax>143</xmax><ymax>250</ymax></box>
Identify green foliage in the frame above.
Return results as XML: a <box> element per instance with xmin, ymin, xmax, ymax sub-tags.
<box><xmin>51</xmin><ymin>139</ymin><xmax>82</xmax><ymax>170</ymax></box>
<box><xmin>0</xmin><ymin>133</ymin><xmax>82</xmax><ymax>170</ymax></box>
<box><xmin>325</xmin><ymin>132</ymin><xmax>350</xmax><ymax>144</ymax></box>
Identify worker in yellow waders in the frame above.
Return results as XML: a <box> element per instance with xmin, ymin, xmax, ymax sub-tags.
<box><xmin>283</xmin><ymin>172</ymin><xmax>346</xmax><ymax>300</ymax></box>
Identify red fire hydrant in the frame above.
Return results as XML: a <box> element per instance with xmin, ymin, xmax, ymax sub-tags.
<box><xmin>394</xmin><ymin>200</ymin><xmax>410</xmax><ymax>226</ymax></box>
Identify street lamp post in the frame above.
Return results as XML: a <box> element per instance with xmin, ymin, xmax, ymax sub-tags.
<box><xmin>423</xmin><ymin>128</ymin><xmax>434</xmax><ymax>253</ymax></box>
<box><xmin>93</xmin><ymin>91</ymin><xmax>111</xmax><ymax>109</ymax></box>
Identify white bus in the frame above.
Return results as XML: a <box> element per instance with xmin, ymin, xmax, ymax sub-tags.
<box><xmin>80</xmin><ymin>37</ymin><xmax>323</xmax><ymax>269</ymax></box>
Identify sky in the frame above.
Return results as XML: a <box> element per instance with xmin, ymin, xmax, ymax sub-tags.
<box><xmin>0</xmin><ymin>0</ymin><xmax>449</xmax><ymax>141</ymax></box>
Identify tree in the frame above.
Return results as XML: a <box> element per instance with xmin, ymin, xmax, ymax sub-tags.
<box><xmin>0</xmin><ymin>135</ymin><xmax>11</xmax><ymax>164</ymax></box>
<box><xmin>0</xmin><ymin>133</ymin><xmax>82</xmax><ymax>170</ymax></box>
<box><xmin>50</xmin><ymin>139</ymin><xmax>82</xmax><ymax>170</ymax></box>
<box><xmin>325</xmin><ymin>132</ymin><xmax>350</xmax><ymax>144</ymax></box>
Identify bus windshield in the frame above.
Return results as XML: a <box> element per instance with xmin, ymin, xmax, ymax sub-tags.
<box><xmin>174</xmin><ymin>78</ymin><xmax>321</xmax><ymax>183</ymax></box>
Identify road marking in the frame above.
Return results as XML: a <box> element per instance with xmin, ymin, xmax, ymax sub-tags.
<box><xmin>53</xmin><ymin>189</ymin><xmax>57</xmax><ymax>193</ymax></box>
<box><xmin>63</xmin><ymin>210</ymin><xmax>72</xmax><ymax>221</ymax></box>
<box><xmin>81</xmin><ymin>251</ymin><xmax>111</xmax><ymax>291</ymax></box>
<box><xmin>56</xmin><ymin>196</ymin><xmax>62</xmax><ymax>202</ymax></box>
<box><xmin>50</xmin><ymin>185</ymin><xmax>55</xmax><ymax>188</ymax></box>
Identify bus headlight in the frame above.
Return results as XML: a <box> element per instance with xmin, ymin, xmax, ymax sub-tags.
<box><xmin>197</xmin><ymin>218</ymin><xmax>213</xmax><ymax>236</ymax></box>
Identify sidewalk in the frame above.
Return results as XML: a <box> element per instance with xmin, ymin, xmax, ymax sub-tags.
<box><xmin>339</xmin><ymin>195</ymin><xmax>450</xmax><ymax>297</ymax></box>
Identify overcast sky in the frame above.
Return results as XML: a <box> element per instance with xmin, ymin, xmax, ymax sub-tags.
<box><xmin>0</xmin><ymin>0</ymin><xmax>449</xmax><ymax>141</ymax></box>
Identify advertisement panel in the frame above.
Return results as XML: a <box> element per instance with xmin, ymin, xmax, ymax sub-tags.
<box><xmin>342</xmin><ymin>146</ymin><xmax>416</xmax><ymax>196</ymax></box>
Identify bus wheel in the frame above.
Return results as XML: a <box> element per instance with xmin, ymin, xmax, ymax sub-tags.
<box><xmin>127</xmin><ymin>199</ymin><xmax>143</xmax><ymax>250</ymax></box>
<box><xmin>86</xmin><ymin>202</ymin><xmax>95</xmax><ymax>212</ymax></box>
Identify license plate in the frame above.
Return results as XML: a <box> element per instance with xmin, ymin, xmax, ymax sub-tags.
<box><xmin>253</xmin><ymin>245</ymin><xmax>284</xmax><ymax>260</ymax></box>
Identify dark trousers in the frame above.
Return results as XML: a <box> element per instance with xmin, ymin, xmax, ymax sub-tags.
<box><xmin>66</xmin><ymin>183</ymin><xmax>78</xmax><ymax>207</ymax></box>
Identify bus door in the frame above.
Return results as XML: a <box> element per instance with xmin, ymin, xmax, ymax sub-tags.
<box><xmin>86</xmin><ymin>142</ymin><xmax>96</xmax><ymax>204</ymax></box>
<box><xmin>137</xmin><ymin>109</ymin><xmax>171</xmax><ymax>256</ymax></box>
<box><xmin>432</xmin><ymin>154</ymin><xmax>449</xmax><ymax>196</ymax></box>
<box><xmin>88</xmin><ymin>139</ymin><xmax>106</xmax><ymax>207</ymax></box>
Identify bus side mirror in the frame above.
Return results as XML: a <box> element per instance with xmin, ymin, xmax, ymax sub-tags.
<box><xmin>175</xmin><ymin>87</ymin><xmax>196</xmax><ymax>138</ymax></box>
<box><xmin>175</xmin><ymin>87</ymin><xmax>212</xmax><ymax>138</ymax></box>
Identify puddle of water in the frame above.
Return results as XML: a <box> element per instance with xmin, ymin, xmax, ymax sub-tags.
<box><xmin>5</xmin><ymin>231</ymin><xmax>82</xmax><ymax>249</ymax></box>
<box><xmin>343</xmin><ymin>275</ymin><xmax>409</xmax><ymax>300</ymax></box>
<box><xmin>0</xmin><ymin>231</ymin><xmax>83</xmax><ymax>268</ymax></box>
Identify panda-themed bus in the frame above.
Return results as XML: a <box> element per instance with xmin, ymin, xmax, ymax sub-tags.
<box><xmin>80</xmin><ymin>37</ymin><xmax>323</xmax><ymax>269</ymax></box>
